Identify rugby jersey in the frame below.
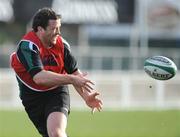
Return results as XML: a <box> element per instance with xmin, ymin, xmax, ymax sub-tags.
<box><xmin>10</xmin><ymin>31</ymin><xmax>77</xmax><ymax>92</ymax></box>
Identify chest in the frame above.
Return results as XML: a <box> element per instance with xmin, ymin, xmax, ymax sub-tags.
<box><xmin>40</xmin><ymin>46</ymin><xmax>65</xmax><ymax>73</ymax></box>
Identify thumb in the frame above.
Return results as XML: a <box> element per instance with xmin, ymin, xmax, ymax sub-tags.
<box><xmin>81</xmin><ymin>72</ymin><xmax>88</xmax><ymax>77</ymax></box>
<box><xmin>92</xmin><ymin>92</ymin><xmax>100</xmax><ymax>98</ymax></box>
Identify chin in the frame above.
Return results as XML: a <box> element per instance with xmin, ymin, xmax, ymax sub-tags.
<box><xmin>51</xmin><ymin>37</ymin><xmax>57</xmax><ymax>45</ymax></box>
<box><xmin>51</xmin><ymin>40</ymin><xmax>57</xmax><ymax>45</ymax></box>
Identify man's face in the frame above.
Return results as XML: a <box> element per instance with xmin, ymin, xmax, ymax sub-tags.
<box><xmin>43</xmin><ymin>19</ymin><xmax>61</xmax><ymax>46</ymax></box>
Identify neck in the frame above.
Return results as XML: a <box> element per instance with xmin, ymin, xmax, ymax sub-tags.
<box><xmin>35</xmin><ymin>32</ymin><xmax>50</xmax><ymax>48</ymax></box>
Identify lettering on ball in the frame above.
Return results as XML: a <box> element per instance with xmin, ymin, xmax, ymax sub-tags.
<box><xmin>144</xmin><ymin>68</ymin><xmax>171</xmax><ymax>79</ymax></box>
<box><xmin>152</xmin><ymin>72</ymin><xmax>170</xmax><ymax>78</ymax></box>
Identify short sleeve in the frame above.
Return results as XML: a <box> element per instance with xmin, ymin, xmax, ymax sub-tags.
<box><xmin>17</xmin><ymin>41</ymin><xmax>43</xmax><ymax>77</ymax></box>
<box><xmin>63</xmin><ymin>39</ymin><xmax>78</xmax><ymax>74</ymax></box>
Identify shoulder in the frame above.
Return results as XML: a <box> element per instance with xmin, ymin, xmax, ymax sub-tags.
<box><xmin>61</xmin><ymin>37</ymin><xmax>71</xmax><ymax>51</ymax></box>
<box><xmin>17</xmin><ymin>40</ymin><xmax>39</xmax><ymax>53</ymax></box>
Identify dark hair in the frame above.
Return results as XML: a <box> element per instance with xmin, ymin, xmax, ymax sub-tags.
<box><xmin>32</xmin><ymin>7</ymin><xmax>61</xmax><ymax>32</ymax></box>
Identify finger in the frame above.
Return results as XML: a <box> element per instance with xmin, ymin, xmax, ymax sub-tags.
<box><xmin>98</xmin><ymin>101</ymin><xmax>103</xmax><ymax>108</ymax></box>
<box><xmin>84</xmin><ymin>82</ymin><xmax>94</xmax><ymax>90</ymax></box>
<box><xmin>99</xmin><ymin>100</ymin><xmax>103</xmax><ymax>106</ymax></box>
<box><xmin>86</xmin><ymin>80</ymin><xmax>95</xmax><ymax>85</ymax></box>
<box><xmin>96</xmin><ymin>101</ymin><xmax>103</xmax><ymax>110</ymax></box>
<box><xmin>97</xmin><ymin>107</ymin><xmax>101</xmax><ymax>112</ymax></box>
<box><xmin>95</xmin><ymin>104</ymin><xmax>102</xmax><ymax>112</ymax></box>
<box><xmin>92</xmin><ymin>101</ymin><xmax>103</xmax><ymax>113</ymax></box>
<box><xmin>82</xmin><ymin>86</ymin><xmax>92</xmax><ymax>93</ymax></box>
<box><xmin>91</xmin><ymin>108</ymin><xmax>96</xmax><ymax>114</ymax></box>
<box><xmin>99</xmin><ymin>103</ymin><xmax>103</xmax><ymax>110</ymax></box>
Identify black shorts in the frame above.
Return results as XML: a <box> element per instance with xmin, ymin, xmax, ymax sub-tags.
<box><xmin>21</xmin><ymin>85</ymin><xmax>70</xmax><ymax>137</ymax></box>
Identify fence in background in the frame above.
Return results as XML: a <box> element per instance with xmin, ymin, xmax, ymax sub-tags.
<box><xmin>1</xmin><ymin>69</ymin><xmax>180</xmax><ymax>110</ymax></box>
<box><xmin>72</xmin><ymin>46</ymin><xmax>180</xmax><ymax>71</ymax></box>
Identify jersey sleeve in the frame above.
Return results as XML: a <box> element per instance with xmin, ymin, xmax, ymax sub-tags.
<box><xmin>17</xmin><ymin>41</ymin><xmax>43</xmax><ymax>77</ymax></box>
<box><xmin>63</xmin><ymin>39</ymin><xmax>78</xmax><ymax>74</ymax></box>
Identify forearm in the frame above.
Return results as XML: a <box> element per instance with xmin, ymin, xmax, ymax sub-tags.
<box><xmin>73</xmin><ymin>85</ymin><xmax>89</xmax><ymax>102</ymax></box>
<box><xmin>33</xmin><ymin>70</ymin><xmax>74</xmax><ymax>87</ymax></box>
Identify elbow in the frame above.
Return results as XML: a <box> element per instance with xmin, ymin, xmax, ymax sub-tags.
<box><xmin>33</xmin><ymin>76</ymin><xmax>46</xmax><ymax>85</ymax></box>
<box><xmin>32</xmin><ymin>70</ymin><xmax>59</xmax><ymax>87</ymax></box>
<box><xmin>33</xmin><ymin>71</ymin><xmax>48</xmax><ymax>86</ymax></box>
<box><xmin>32</xmin><ymin>70</ymin><xmax>48</xmax><ymax>86</ymax></box>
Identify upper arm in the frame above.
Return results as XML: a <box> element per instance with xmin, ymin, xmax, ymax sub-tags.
<box><xmin>17</xmin><ymin>41</ymin><xmax>43</xmax><ymax>77</ymax></box>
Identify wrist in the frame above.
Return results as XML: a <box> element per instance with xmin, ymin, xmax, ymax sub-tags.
<box><xmin>66</xmin><ymin>74</ymin><xmax>75</xmax><ymax>84</ymax></box>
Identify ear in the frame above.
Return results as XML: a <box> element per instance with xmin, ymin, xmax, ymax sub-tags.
<box><xmin>37</xmin><ymin>26</ymin><xmax>44</xmax><ymax>33</ymax></box>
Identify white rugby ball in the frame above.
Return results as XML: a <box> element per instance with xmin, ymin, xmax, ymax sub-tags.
<box><xmin>144</xmin><ymin>56</ymin><xmax>177</xmax><ymax>80</ymax></box>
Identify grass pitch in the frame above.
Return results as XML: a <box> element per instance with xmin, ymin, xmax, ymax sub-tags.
<box><xmin>0</xmin><ymin>109</ymin><xmax>180</xmax><ymax>137</ymax></box>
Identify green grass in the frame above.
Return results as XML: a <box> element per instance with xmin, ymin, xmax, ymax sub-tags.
<box><xmin>0</xmin><ymin>109</ymin><xmax>180</xmax><ymax>137</ymax></box>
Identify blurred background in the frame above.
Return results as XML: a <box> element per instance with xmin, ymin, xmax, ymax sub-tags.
<box><xmin>0</xmin><ymin>0</ymin><xmax>180</xmax><ymax>137</ymax></box>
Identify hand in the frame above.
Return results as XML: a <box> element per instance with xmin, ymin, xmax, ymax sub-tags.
<box><xmin>85</xmin><ymin>92</ymin><xmax>103</xmax><ymax>114</ymax></box>
<box><xmin>72</xmin><ymin>72</ymin><xmax>94</xmax><ymax>93</ymax></box>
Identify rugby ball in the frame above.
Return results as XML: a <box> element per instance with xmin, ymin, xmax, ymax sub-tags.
<box><xmin>144</xmin><ymin>56</ymin><xmax>177</xmax><ymax>80</ymax></box>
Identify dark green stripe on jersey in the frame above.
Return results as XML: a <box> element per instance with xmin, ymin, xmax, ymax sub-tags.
<box><xmin>17</xmin><ymin>41</ymin><xmax>42</xmax><ymax>77</ymax></box>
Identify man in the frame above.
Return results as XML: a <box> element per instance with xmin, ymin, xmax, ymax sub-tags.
<box><xmin>10</xmin><ymin>7</ymin><xmax>103</xmax><ymax>137</ymax></box>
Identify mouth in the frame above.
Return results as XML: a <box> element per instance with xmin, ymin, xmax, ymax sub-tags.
<box><xmin>51</xmin><ymin>35</ymin><xmax>58</xmax><ymax>44</ymax></box>
<box><xmin>51</xmin><ymin>34</ymin><xmax>57</xmax><ymax>39</ymax></box>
